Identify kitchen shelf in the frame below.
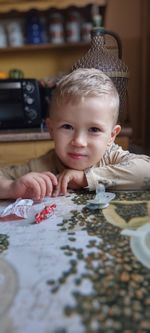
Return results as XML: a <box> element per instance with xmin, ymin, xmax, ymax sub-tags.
<box><xmin>0</xmin><ymin>42</ymin><xmax>91</xmax><ymax>53</ymax></box>
<box><xmin>0</xmin><ymin>0</ymin><xmax>108</xmax><ymax>58</ymax></box>
<box><xmin>0</xmin><ymin>0</ymin><xmax>107</xmax><ymax>13</ymax></box>
<box><xmin>0</xmin><ymin>42</ymin><xmax>117</xmax><ymax>54</ymax></box>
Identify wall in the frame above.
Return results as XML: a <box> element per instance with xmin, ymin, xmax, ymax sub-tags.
<box><xmin>105</xmin><ymin>0</ymin><xmax>144</xmax><ymax>148</ymax></box>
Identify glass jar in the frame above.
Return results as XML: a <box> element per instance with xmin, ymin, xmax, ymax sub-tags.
<box><xmin>26</xmin><ymin>12</ymin><xmax>44</xmax><ymax>44</ymax></box>
<box><xmin>81</xmin><ymin>22</ymin><xmax>92</xmax><ymax>42</ymax></box>
<box><xmin>49</xmin><ymin>12</ymin><xmax>64</xmax><ymax>44</ymax></box>
<box><xmin>7</xmin><ymin>21</ymin><xmax>24</xmax><ymax>47</ymax></box>
<box><xmin>0</xmin><ymin>24</ymin><xmax>7</xmax><ymax>48</ymax></box>
<box><xmin>66</xmin><ymin>11</ymin><xmax>80</xmax><ymax>43</ymax></box>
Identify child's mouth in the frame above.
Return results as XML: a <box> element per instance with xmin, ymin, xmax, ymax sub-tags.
<box><xmin>68</xmin><ymin>153</ymin><xmax>86</xmax><ymax>160</ymax></box>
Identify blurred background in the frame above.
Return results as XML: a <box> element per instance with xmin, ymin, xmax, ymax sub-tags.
<box><xmin>0</xmin><ymin>0</ymin><xmax>149</xmax><ymax>157</ymax></box>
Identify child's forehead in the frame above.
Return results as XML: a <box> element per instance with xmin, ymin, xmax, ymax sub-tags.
<box><xmin>53</xmin><ymin>96</ymin><xmax>115</xmax><ymax>117</ymax></box>
<box><xmin>57</xmin><ymin>94</ymin><xmax>113</xmax><ymax>106</ymax></box>
<box><xmin>69</xmin><ymin>96</ymin><xmax>116</xmax><ymax>113</ymax></box>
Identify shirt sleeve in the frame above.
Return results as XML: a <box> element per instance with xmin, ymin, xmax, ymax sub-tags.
<box><xmin>0</xmin><ymin>149</ymin><xmax>57</xmax><ymax>180</ymax></box>
<box><xmin>85</xmin><ymin>144</ymin><xmax>150</xmax><ymax>191</ymax></box>
<box><xmin>0</xmin><ymin>162</ymin><xmax>31</xmax><ymax>180</ymax></box>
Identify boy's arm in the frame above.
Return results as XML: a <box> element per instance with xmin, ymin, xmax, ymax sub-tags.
<box><xmin>85</xmin><ymin>147</ymin><xmax>150</xmax><ymax>191</ymax></box>
<box><xmin>0</xmin><ymin>149</ymin><xmax>57</xmax><ymax>181</ymax></box>
<box><xmin>0</xmin><ymin>171</ymin><xmax>58</xmax><ymax>200</ymax></box>
<box><xmin>0</xmin><ymin>176</ymin><xmax>14</xmax><ymax>199</ymax></box>
<box><xmin>0</xmin><ymin>150</ymin><xmax>58</xmax><ymax>199</ymax></box>
<box><xmin>53</xmin><ymin>146</ymin><xmax>150</xmax><ymax>194</ymax></box>
<box><xmin>0</xmin><ymin>162</ymin><xmax>31</xmax><ymax>199</ymax></box>
<box><xmin>0</xmin><ymin>163</ymin><xmax>27</xmax><ymax>199</ymax></box>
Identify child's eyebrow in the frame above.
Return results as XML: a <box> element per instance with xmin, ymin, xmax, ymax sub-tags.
<box><xmin>89</xmin><ymin>121</ymin><xmax>106</xmax><ymax>127</ymax></box>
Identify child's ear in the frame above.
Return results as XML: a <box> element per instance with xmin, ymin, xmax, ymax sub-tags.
<box><xmin>45</xmin><ymin>118</ymin><xmax>54</xmax><ymax>139</ymax></box>
<box><xmin>109</xmin><ymin>125</ymin><xmax>121</xmax><ymax>144</ymax></box>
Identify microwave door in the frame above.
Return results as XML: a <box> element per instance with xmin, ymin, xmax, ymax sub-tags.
<box><xmin>0</xmin><ymin>81</ymin><xmax>24</xmax><ymax>129</ymax></box>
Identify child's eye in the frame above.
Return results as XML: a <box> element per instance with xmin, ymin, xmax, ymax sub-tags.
<box><xmin>89</xmin><ymin>127</ymin><xmax>101</xmax><ymax>133</ymax></box>
<box><xmin>61</xmin><ymin>124</ymin><xmax>73</xmax><ymax>130</ymax></box>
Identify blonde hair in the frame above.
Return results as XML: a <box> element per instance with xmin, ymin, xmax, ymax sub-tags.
<box><xmin>50</xmin><ymin>68</ymin><xmax>120</xmax><ymax>124</ymax></box>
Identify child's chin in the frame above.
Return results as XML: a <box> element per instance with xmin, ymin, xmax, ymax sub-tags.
<box><xmin>67</xmin><ymin>162</ymin><xmax>88</xmax><ymax>171</ymax></box>
<box><xmin>62</xmin><ymin>157</ymin><xmax>90</xmax><ymax>170</ymax></box>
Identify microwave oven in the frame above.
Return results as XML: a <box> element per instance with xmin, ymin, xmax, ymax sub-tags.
<box><xmin>0</xmin><ymin>78</ymin><xmax>51</xmax><ymax>130</ymax></box>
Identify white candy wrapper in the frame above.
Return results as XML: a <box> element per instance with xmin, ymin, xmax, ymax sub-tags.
<box><xmin>0</xmin><ymin>198</ymin><xmax>45</xmax><ymax>219</ymax></box>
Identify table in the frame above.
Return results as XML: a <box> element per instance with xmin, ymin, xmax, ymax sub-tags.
<box><xmin>0</xmin><ymin>190</ymin><xmax>150</xmax><ymax>333</ymax></box>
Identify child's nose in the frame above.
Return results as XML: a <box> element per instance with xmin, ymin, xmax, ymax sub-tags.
<box><xmin>71</xmin><ymin>132</ymin><xmax>87</xmax><ymax>147</ymax></box>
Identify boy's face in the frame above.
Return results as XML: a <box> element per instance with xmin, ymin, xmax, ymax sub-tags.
<box><xmin>47</xmin><ymin>97</ymin><xmax>121</xmax><ymax>170</ymax></box>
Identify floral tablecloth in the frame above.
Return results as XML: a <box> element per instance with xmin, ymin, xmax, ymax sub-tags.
<box><xmin>0</xmin><ymin>190</ymin><xmax>150</xmax><ymax>333</ymax></box>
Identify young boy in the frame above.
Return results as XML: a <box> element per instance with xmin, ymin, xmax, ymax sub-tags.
<box><xmin>0</xmin><ymin>68</ymin><xmax>150</xmax><ymax>200</ymax></box>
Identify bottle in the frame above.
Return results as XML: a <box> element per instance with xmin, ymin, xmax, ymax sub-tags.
<box><xmin>0</xmin><ymin>24</ymin><xmax>7</xmax><ymax>48</ymax></box>
<box><xmin>49</xmin><ymin>12</ymin><xmax>64</xmax><ymax>44</ymax></box>
<box><xmin>66</xmin><ymin>10</ymin><xmax>80</xmax><ymax>43</ymax></box>
<box><xmin>72</xmin><ymin>27</ymin><xmax>129</xmax><ymax>122</ymax></box>
<box><xmin>26</xmin><ymin>11</ymin><xmax>44</xmax><ymax>44</ymax></box>
<box><xmin>81</xmin><ymin>22</ymin><xmax>92</xmax><ymax>42</ymax></box>
<box><xmin>7</xmin><ymin>21</ymin><xmax>24</xmax><ymax>47</ymax></box>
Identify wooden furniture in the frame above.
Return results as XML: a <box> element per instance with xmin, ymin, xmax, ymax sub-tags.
<box><xmin>0</xmin><ymin>128</ymin><xmax>132</xmax><ymax>166</ymax></box>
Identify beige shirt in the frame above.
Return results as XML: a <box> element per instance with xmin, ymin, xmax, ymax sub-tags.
<box><xmin>0</xmin><ymin>144</ymin><xmax>150</xmax><ymax>191</ymax></box>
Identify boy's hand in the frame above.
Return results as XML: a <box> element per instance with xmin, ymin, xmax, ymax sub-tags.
<box><xmin>2</xmin><ymin>172</ymin><xmax>58</xmax><ymax>200</ymax></box>
<box><xmin>52</xmin><ymin>169</ymin><xmax>88</xmax><ymax>197</ymax></box>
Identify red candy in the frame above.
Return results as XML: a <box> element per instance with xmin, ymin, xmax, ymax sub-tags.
<box><xmin>35</xmin><ymin>204</ymin><xmax>56</xmax><ymax>224</ymax></box>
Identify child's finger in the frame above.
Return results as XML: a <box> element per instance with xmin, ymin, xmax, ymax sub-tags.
<box><xmin>18</xmin><ymin>177</ymin><xmax>42</xmax><ymax>200</ymax></box>
<box><xmin>44</xmin><ymin>172</ymin><xmax>58</xmax><ymax>186</ymax></box>
<box><xmin>58</xmin><ymin>174</ymin><xmax>70</xmax><ymax>195</ymax></box>
<box><xmin>30</xmin><ymin>175</ymin><xmax>47</xmax><ymax>200</ymax></box>
<box><xmin>37</xmin><ymin>174</ymin><xmax>54</xmax><ymax>197</ymax></box>
<box><xmin>52</xmin><ymin>184</ymin><xmax>61</xmax><ymax>197</ymax></box>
